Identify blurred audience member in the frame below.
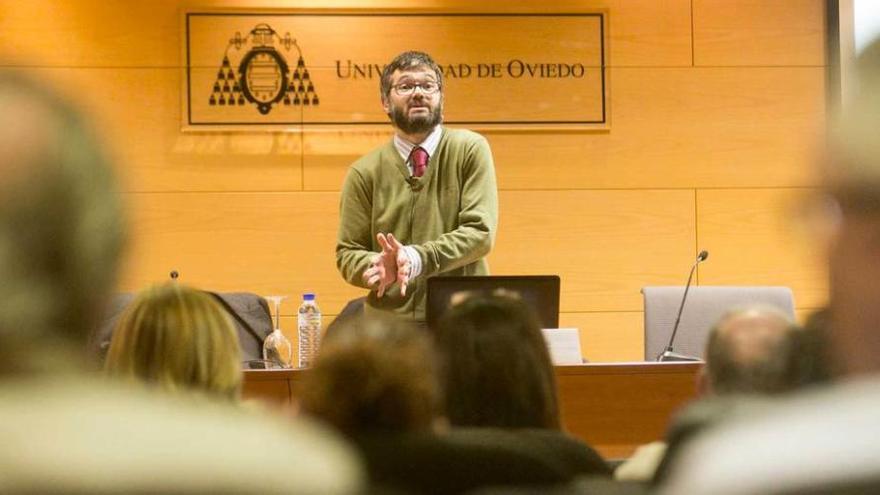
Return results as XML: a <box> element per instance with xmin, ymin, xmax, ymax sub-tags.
<box><xmin>435</xmin><ymin>293</ymin><xmax>560</xmax><ymax>429</ymax></box>
<box><xmin>299</xmin><ymin>314</ymin><xmax>441</xmax><ymax>436</ymax></box>
<box><xmin>435</xmin><ymin>294</ymin><xmax>610</xmax><ymax>477</ymax></box>
<box><xmin>792</xmin><ymin>306</ymin><xmax>836</xmax><ymax>384</ymax></box>
<box><xmin>618</xmin><ymin>306</ymin><xmax>829</xmax><ymax>483</ymax></box>
<box><xmin>303</xmin><ymin>308</ymin><xmax>610</xmax><ymax>494</ymax></box>
<box><xmin>702</xmin><ymin>306</ymin><xmax>802</xmax><ymax>395</ymax></box>
<box><xmin>659</xmin><ymin>39</ymin><xmax>880</xmax><ymax>495</ymax></box>
<box><xmin>301</xmin><ymin>315</ymin><xmax>450</xmax><ymax>492</ymax></box>
<box><xmin>0</xmin><ymin>78</ymin><xmax>123</xmax><ymax>374</ymax></box>
<box><xmin>105</xmin><ymin>283</ymin><xmax>243</xmax><ymax>402</ymax></box>
<box><xmin>0</xmin><ymin>71</ymin><xmax>362</xmax><ymax>493</ymax></box>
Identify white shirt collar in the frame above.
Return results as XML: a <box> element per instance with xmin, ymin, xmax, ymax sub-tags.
<box><xmin>393</xmin><ymin>125</ymin><xmax>443</xmax><ymax>169</ymax></box>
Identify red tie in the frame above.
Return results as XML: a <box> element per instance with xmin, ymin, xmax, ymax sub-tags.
<box><xmin>411</xmin><ymin>146</ymin><xmax>429</xmax><ymax>178</ymax></box>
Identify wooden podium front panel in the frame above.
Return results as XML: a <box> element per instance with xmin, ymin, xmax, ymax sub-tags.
<box><xmin>243</xmin><ymin>362</ymin><xmax>700</xmax><ymax>459</ymax></box>
<box><xmin>556</xmin><ymin>362</ymin><xmax>700</xmax><ymax>459</ymax></box>
<box><xmin>241</xmin><ymin>369</ymin><xmax>295</xmax><ymax>406</ymax></box>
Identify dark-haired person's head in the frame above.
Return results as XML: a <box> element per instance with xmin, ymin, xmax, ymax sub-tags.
<box><xmin>435</xmin><ymin>293</ymin><xmax>560</xmax><ymax>429</ymax></box>
<box><xmin>298</xmin><ymin>315</ymin><xmax>441</xmax><ymax>437</ymax></box>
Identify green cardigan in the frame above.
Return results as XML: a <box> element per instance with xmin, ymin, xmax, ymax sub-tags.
<box><xmin>336</xmin><ymin>127</ymin><xmax>499</xmax><ymax>321</ymax></box>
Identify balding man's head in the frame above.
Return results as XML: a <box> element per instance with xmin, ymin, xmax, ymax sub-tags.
<box><xmin>0</xmin><ymin>72</ymin><xmax>124</xmax><ymax>371</ymax></box>
<box><xmin>704</xmin><ymin>306</ymin><xmax>799</xmax><ymax>395</ymax></box>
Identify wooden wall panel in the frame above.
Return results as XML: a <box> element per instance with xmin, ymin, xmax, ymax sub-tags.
<box><xmin>604</xmin><ymin>0</ymin><xmax>692</xmax><ymax>67</ymax></box>
<box><xmin>560</xmin><ymin>312</ymin><xmax>644</xmax><ymax>362</ymax></box>
<box><xmin>696</xmin><ymin>188</ymin><xmax>828</xmax><ymax>310</ymax></box>
<box><xmin>0</xmin><ymin>0</ymin><xmax>690</xmax><ymax>68</ymax></box>
<box><xmin>121</xmin><ymin>189</ymin><xmax>695</xmax><ymax>316</ymax></box>
<box><xmin>23</xmin><ymin>68</ymin><xmax>304</xmax><ymax>193</ymax></box>
<box><xmin>303</xmin><ymin>131</ymin><xmax>391</xmax><ymax>191</ymax></box>
<box><xmin>489</xmin><ymin>190</ymin><xmax>696</xmax><ymax>312</ymax></box>
<box><xmin>693</xmin><ymin>0</ymin><xmax>826</xmax><ymax>66</ymax></box>
<box><xmin>488</xmin><ymin>67</ymin><xmax>824</xmax><ymax>190</ymax></box>
<box><xmin>0</xmin><ymin>1</ymin><xmax>181</xmax><ymax>67</ymax></box>
<box><xmin>119</xmin><ymin>191</ymin><xmax>364</xmax><ymax>317</ymax></box>
<box><xmin>303</xmin><ymin>66</ymin><xmax>825</xmax><ymax>192</ymax></box>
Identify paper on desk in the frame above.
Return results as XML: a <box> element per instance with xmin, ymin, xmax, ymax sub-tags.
<box><xmin>541</xmin><ymin>328</ymin><xmax>583</xmax><ymax>365</ymax></box>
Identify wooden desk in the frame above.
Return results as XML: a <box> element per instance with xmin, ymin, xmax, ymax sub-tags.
<box><xmin>555</xmin><ymin>362</ymin><xmax>700</xmax><ymax>459</ymax></box>
<box><xmin>243</xmin><ymin>362</ymin><xmax>700</xmax><ymax>459</ymax></box>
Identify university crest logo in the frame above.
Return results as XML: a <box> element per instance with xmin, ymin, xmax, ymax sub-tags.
<box><xmin>209</xmin><ymin>23</ymin><xmax>319</xmax><ymax>115</ymax></box>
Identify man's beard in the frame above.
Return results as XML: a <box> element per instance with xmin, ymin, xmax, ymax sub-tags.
<box><xmin>390</xmin><ymin>100</ymin><xmax>443</xmax><ymax>135</ymax></box>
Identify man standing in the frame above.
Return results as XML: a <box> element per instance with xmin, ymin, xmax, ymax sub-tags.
<box><xmin>337</xmin><ymin>51</ymin><xmax>498</xmax><ymax>321</ymax></box>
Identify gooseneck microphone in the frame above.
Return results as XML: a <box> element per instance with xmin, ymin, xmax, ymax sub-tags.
<box><xmin>657</xmin><ymin>250</ymin><xmax>709</xmax><ymax>362</ymax></box>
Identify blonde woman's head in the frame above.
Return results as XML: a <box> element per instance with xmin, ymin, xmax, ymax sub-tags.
<box><xmin>105</xmin><ymin>283</ymin><xmax>242</xmax><ymax>401</ymax></box>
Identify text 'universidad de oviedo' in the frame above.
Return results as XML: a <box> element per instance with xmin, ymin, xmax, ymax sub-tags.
<box><xmin>336</xmin><ymin>60</ymin><xmax>592</xmax><ymax>80</ymax></box>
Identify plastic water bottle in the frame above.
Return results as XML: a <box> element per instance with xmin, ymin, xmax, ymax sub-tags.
<box><xmin>297</xmin><ymin>293</ymin><xmax>322</xmax><ymax>368</ymax></box>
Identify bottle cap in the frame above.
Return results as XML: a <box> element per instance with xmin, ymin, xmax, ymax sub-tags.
<box><xmin>303</xmin><ymin>293</ymin><xmax>316</xmax><ymax>301</ymax></box>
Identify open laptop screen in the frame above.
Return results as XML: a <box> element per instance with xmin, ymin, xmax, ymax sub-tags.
<box><xmin>426</xmin><ymin>275</ymin><xmax>561</xmax><ymax>330</ymax></box>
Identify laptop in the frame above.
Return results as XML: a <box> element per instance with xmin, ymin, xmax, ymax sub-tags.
<box><xmin>426</xmin><ymin>275</ymin><xmax>561</xmax><ymax>330</ymax></box>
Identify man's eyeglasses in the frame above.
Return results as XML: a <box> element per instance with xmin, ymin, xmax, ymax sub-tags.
<box><xmin>392</xmin><ymin>81</ymin><xmax>441</xmax><ymax>96</ymax></box>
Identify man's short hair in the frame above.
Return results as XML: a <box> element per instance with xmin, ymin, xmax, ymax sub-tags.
<box><xmin>380</xmin><ymin>51</ymin><xmax>444</xmax><ymax>100</ymax></box>
<box><xmin>0</xmin><ymin>71</ymin><xmax>124</xmax><ymax>362</ymax></box>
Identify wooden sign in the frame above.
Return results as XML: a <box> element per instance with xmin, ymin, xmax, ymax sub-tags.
<box><xmin>183</xmin><ymin>11</ymin><xmax>608</xmax><ymax>130</ymax></box>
